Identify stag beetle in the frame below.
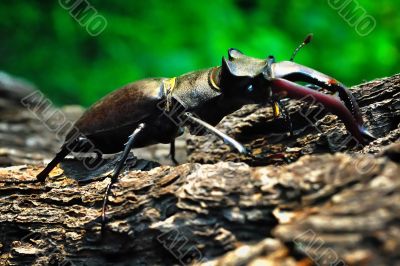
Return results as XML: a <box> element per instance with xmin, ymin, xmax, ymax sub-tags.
<box><xmin>4</xmin><ymin>35</ymin><xmax>375</xmax><ymax>227</ymax></box>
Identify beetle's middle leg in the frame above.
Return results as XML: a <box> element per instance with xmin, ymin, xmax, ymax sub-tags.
<box><xmin>101</xmin><ymin>123</ymin><xmax>146</xmax><ymax>229</ymax></box>
<box><xmin>183</xmin><ymin>112</ymin><xmax>249</xmax><ymax>155</ymax></box>
<box><xmin>169</xmin><ymin>139</ymin><xmax>179</xmax><ymax>166</ymax></box>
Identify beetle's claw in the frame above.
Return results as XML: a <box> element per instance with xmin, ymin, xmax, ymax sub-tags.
<box><xmin>243</xmin><ymin>147</ymin><xmax>252</xmax><ymax>157</ymax></box>
<box><xmin>359</xmin><ymin>126</ymin><xmax>376</xmax><ymax>141</ymax></box>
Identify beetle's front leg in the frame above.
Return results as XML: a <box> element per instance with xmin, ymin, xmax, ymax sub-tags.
<box><xmin>269</xmin><ymin>97</ymin><xmax>294</xmax><ymax>137</ymax></box>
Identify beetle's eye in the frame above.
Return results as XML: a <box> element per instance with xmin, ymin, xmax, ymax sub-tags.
<box><xmin>247</xmin><ymin>84</ymin><xmax>254</xmax><ymax>93</ymax></box>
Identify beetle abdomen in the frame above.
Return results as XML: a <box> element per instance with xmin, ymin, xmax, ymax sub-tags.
<box><xmin>71</xmin><ymin>79</ymin><xmax>164</xmax><ymax>136</ymax></box>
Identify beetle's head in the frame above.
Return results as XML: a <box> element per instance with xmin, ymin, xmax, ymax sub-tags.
<box><xmin>219</xmin><ymin>48</ymin><xmax>270</xmax><ymax>104</ymax></box>
<box><xmin>218</xmin><ymin>36</ymin><xmax>375</xmax><ymax>145</ymax></box>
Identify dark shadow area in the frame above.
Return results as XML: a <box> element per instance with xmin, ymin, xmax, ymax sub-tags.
<box><xmin>60</xmin><ymin>154</ymin><xmax>161</xmax><ymax>183</ymax></box>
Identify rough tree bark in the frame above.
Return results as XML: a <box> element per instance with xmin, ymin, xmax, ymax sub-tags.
<box><xmin>0</xmin><ymin>72</ymin><xmax>399</xmax><ymax>265</ymax></box>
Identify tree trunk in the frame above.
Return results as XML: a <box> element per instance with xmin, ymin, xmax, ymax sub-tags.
<box><xmin>0</xmin><ymin>72</ymin><xmax>399</xmax><ymax>265</ymax></box>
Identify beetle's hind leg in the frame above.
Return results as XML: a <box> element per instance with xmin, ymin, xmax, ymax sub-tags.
<box><xmin>36</xmin><ymin>146</ymin><xmax>72</xmax><ymax>182</ymax></box>
<box><xmin>101</xmin><ymin>123</ymin><xmax>146</xmax><ymax>230</ymax></box>
<box><xmin>0</xmin><ymin>138</ymin><xmax>81</xmax><ymax>184</ymax></box>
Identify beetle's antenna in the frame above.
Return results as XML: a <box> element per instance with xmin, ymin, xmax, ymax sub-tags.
<box><xmin>290</xmin><ymin>33</ymin><xmax>313</xmax><ymax>62</ymax></box>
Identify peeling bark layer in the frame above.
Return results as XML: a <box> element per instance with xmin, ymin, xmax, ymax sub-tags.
<box><xmin>0</xmin><ymin>73</ymin><xmax>399</xmax><ymax>265</ymax></box>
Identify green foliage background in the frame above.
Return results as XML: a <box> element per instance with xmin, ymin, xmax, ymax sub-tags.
<box><xmin>0</xmin><ymin>0</ymin><xmax>398</xmax><ymax>106</ymax></box>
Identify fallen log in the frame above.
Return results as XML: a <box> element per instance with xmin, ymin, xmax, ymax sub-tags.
<box><xmin>0</xmin><ymin>73</ymin><xmax>399</xmax><ymax>265</ymax></box>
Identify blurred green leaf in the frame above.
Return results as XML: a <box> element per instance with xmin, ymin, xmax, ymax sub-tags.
<box><xmin>0</xmin><ymin>0</ymin><xmax>398</xmax><ymax>106</ymax></box>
